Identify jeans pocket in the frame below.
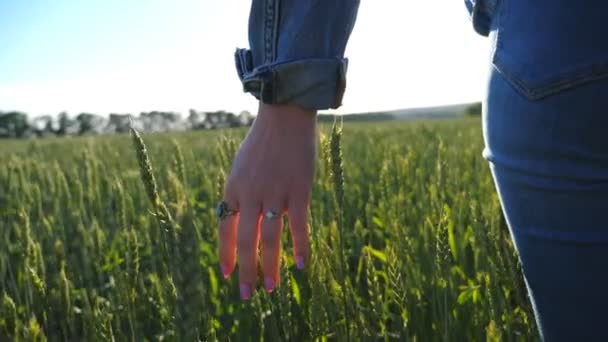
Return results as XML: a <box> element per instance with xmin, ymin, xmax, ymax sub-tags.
<box><xmin>492</xmin><ymin>0</ymin><xmax>608</xmax><ymax>100</ymax></box>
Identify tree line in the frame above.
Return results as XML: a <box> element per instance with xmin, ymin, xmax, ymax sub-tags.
<box><xmin>0</xmin><ymin>109</ymin><xmax>254</xmax><ymax>139</ymax></box>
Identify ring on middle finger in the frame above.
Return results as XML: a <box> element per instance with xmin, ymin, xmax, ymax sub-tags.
<box><xmin>264</xmin><ymin>210</ymin><xmax>281</xmax><ymax>220</ymax></box>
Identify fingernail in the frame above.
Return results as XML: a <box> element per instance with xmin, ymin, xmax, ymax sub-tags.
<box><xmin>240</xmin><ymin>283</ymin><xmax>251</xmax><ymax>300</ymax></box>
<box><xmin>296</xmin><ymin>256</ymin><xmax>305</xmax><ymax>270</ymax></box>
<box><xmin>220</xmin><ymin>264</ymin><xmax>229</xmax><ymax>279</ymax></box>
<box><xmin>264</xmin><ymin>277</ymin><xmax>275</xmax><ymax>293</ymax></box>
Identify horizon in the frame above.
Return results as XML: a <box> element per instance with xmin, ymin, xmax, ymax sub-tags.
<box><xmin>0</xmin><ymin>101</ymin><xmax>479</xmax><ymax>119</ymax></box>
<box><xmin>0</xmin><ymin>1</ymin><xmax>489</xmax><ymax>116</ymax></box>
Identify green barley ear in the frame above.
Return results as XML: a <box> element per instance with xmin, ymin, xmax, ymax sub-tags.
<box><xmin>126</xmin><ymin>229</ymin><xmax>140</xmax><ymax>302</ymax></box>
<box><xmin>25</xmin><ymin>316</ymin><xmax>44</xmax><ymax>341</ymax></box>
<box><xmin>59</xmin><ymin>264</ymin><xmax>72</xmax><ymax>328</ymax></box>
<box><xmin>28</xmin><ymin>243</ymin><xmax>47</xmax><ymax>313</ymax></box>
<box><xmin>22</xmin><ymin>210</ymin><xmax>46</xmax><ymax>308</ymax></box>
<box><xmin>216</xmin><ymin>135</ymin><xmax>238</xmax><ymax>171</ymax></box>
<box><xmin>329</xmin><ymin>118</ymin><xmax>345</xmax><ymax>210</ymax></box>
<box><xmin>129</xmin><ymin>121</ymin><xmax>176</xmax><ymax>280</ymax></box>
<box><xmin>216</xmin><ymin>170</ymin><xmax>225</xmax><ymax>201</ymax></box>
<box><xmin>328</xmin><ymin>117</ymin><xmax>351</xmax><ymax>339</ymax></box>
<box><xmin>319</xmin><ymin>132</ymin><xmax>331</xmax><ymax>176</ymax></box>
<box><xmin>113</xmin><ymin>179</ymin><xmax>128</xmax><ymax>229</ymax></box>
<box><xmin>171</xmin><ymin>139</ymin><xmax>187</xmax><ymax>185</ymax></box>
<box><xmin>54</xmin><ymin>239</ymin><xmax>65</xmax><ymax>272</ymax></box>
<box><xmin>129</xmin><ymin>123</ymin><xmax>173</xmax><ymax>225</ymax></box>
<box><xmin>364</xmin><ymin>250</ymin><xmax>382</xmax><ymax>330</ymax></box>
<box><xmin>435</xmin><ymin>204</ymin><xmax>452</xmax><ymax>281</ymax></box>
<box><xmin>1</xmin><ymin>293</ymin><xmax>17</xmax><ymax>338</ymax></box>
<box><xmin>92</xmin><ymin>295</ymin><xmax>114</xmax><ymax>341</ymax></box>
<box><xmin>129</xmin><ymin>123</ymin><xmax>161</xmax><ymax>209</ymax></box>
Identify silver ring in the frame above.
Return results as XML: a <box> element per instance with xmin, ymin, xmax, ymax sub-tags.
<box><xmin>216</xmin><ymin>201</ymin><xmax>238</xmax><ymax>220</ymax></box>
<box><xmin>264</xmin><ymin>210</ymin><xmax>281</xmax><ymax>220</ymax></box>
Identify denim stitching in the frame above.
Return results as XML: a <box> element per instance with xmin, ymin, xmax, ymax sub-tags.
<box><xmin>492</xmin><ymin>0</ymin><xmax>608</xmax><ymax>100</ymax></box>
<box><xmin>234</xmin><ymin>49</ymin><xmax>249</xmax><ymax>80</ymax></box>
<box><xmin>261</xmin><ymin>0</ymin><xmax>279</xmax><ymax>102</ymax></box>
<box><xmin>520</xmin><ymin>226</ymin><xmax>608</xmax><ymax>243</ymax></box>
<box><xmin>263</xmin><ymin>0</ymin><xmax>278</xmax><ymax>64</ymax></box>
<box><xmin>494</xmin><ymin>53</ymin><xmax>608</xmax><ymax>100</ymax></box>
<box><xmin>237</xmin><ymin>1</ymin><xmax>356</xmax><ymax>109</ymax></box>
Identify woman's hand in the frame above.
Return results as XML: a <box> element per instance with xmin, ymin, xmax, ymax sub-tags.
<box><xmin>218</xmin><ymin>103</ymin><xmax>317</xmax><ymax>300</ymax></box>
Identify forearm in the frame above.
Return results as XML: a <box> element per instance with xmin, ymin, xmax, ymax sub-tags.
<box><xmin>235</xmin><ymin>0</ymin><xmax>360</xmax><ymax>110</ymax></box>
<box><xmin>222</xmin><ymin>0</ymin><xmax>360</xmax><ymax>298</ymax></box>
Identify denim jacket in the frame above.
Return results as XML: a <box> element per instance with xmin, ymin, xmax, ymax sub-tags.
<box><xmin>464</xmin><ymin>0</ymin><xmax>496</xmax><ymax>36</ymax></box>
<box><xmin>234</xmin><ymin>0</ymin><xmax>360</xmax><ymax>110</ymax></box>
<box><xmin>235</xmin><ymin>1</ymin><xmax>608</xmax><ymax>109</ymax></box>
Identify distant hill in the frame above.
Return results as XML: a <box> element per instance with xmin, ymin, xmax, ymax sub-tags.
<box><xmin>318</xmin><ymin>102</ymin><xmax>477</xmax><ymax>122</ymax></box>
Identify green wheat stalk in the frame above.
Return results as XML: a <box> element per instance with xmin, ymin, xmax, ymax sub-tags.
<box><xmin>129</xmin><ymin>121</ymin><xmax>175</xmax><ymax>268</ymax></box>
<box><xmin>329</xmin><ymin>118</ymin><xmax>351</xmax><ymax>341</ymax></box>
<box><xmin>171</xmin><ymin>139</ymin><xmax>187</xmax><ymax>185</ymax></box>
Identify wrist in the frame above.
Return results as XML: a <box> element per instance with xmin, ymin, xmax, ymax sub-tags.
<box><xmin>255</xmin><ymin>103</ymin><xmax>317</xmax><ymax>132</ymax></box>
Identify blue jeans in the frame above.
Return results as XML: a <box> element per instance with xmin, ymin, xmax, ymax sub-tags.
<box><xmin>485</xmin><ymin>67</ymin><xmax>608</xmax><ymax>341</ymax></box>
<box><xmin>238</xmin><ymin>1</ymin><xmax>608</xmax><ymax>340</ymax></box>
<box><xmin>480</xmin><ymin>1</ymin><xmax>608</xmax><ymax>340</ymax></box>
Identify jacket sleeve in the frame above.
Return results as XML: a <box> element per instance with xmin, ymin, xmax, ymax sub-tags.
<box><xmin>235</xmin><ymin>0</ymin><xmax>360</xmax><ymax>110</ymax></box>
<box><xmin>464</xmin><ymin>0</ymin><xmax>497</xmax><ymax>37</ymax></box>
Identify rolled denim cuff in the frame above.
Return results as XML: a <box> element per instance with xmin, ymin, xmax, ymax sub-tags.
<box><xmin>465</xmin><ymin>0</ymin><xmax>498</xmax><ymax>36</ymax></box>
<box><xmin>237</xmin><ymin>0</ymin><xmax>359</xmax><ymax>110</ymax></box>
<box><xmin>235</xmin><ymin>48</ymin><xmax>347</xmax><ymax>110</ymax></box>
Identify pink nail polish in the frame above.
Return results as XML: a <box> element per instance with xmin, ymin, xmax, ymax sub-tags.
<box><xmin>220</xmin><ymin>264</ymin><xmax>229</xmax><ymax>279</ymax></box>
<box><xmin>296</xmin><ymin>256</ymin><xmax>305</xmax><ymax>270</ymax></box>
<box><xmin>264</xmin><ymin>277</ymin><xmax>275</xmax><ymax>293</ymax></box>
<box><xmin>240</xmin><ymin>283</ymin><xmax>251</xmax><ymax>300</ymax></box>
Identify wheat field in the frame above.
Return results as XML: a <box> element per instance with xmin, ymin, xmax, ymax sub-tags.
<box><xmin>0</xmin><ymin>117</ymin><xmax>538</xmax><ymax>341</ymax></box>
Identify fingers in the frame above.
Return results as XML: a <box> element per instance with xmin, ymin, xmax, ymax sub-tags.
<box><xmin>219</xmin><ymin>191</ymin><xmax>309</xmax><ymax>300</ymax></box>
<box><xmin>218</xmin><ymin>200</ymin><xmax>239</xmax><ymax>279</ymax></box>
<box><xmin>237</xmin><ymin>206</ymin><xmax>261</xmax><ymax>300</ymax></box>
<box><xmin>288</xmin><ymin>201</ymin><xmax>310</xmax><ymax>270</ymax></box>
<box><xmin>261</xmin><ymin>206</ymin><xmax>284</xmax><ymax>293</ymax></box>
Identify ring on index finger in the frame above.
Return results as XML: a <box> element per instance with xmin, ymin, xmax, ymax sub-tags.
<box><xmin>216</xmin><ymin>200</ymin><xmax>238</xmax><ymax>220</ymax></box>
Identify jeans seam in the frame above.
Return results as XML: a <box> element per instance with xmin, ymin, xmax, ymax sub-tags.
<box><xmin>263</xmin><ymin>0</ymin><xmax>279</xmax><ymax>64</ymax></box>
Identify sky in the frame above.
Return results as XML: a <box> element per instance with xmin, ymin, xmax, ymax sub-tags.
<box><xmin>0</xmin><ymin>1</ymin><xmax>490</xmax><ymax>117</ymax></box>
